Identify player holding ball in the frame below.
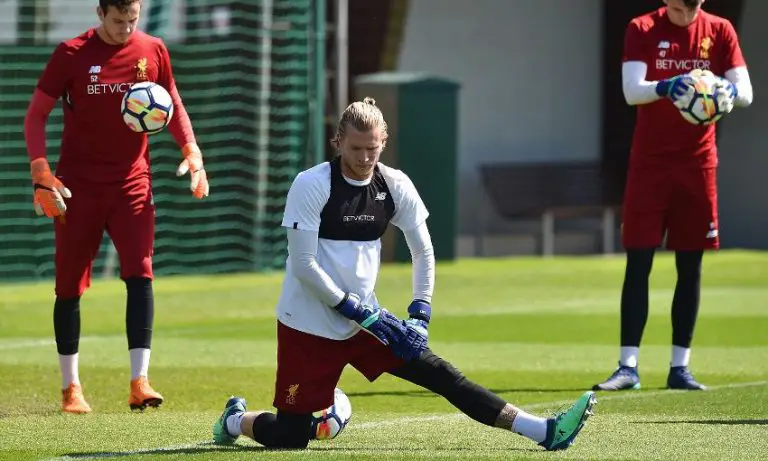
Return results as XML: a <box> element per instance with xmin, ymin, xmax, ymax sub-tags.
<box><xmin>23</xmin><ymin>0</ymin><xmax>209</xmax><ymax>413</ymax></box>
<box><xmin>594</xmin><ymin>0</ymin><xmax>753</xmax><ymax>392</ymax></box>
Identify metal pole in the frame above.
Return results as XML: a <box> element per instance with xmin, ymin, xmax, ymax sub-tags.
<box><xmin>335</xmin><ymin>0</ymin><xmax>348</xmax><ymax>118</ymax></box>
<box><xmin>314</xmin><ymin>0</ymin><xmax>327</xmax><ymax>164</ymax></box>
<box><xmin>255</xmin><ymin>0</ymin><xmax>273</xmax><ymax>269</ymax></box>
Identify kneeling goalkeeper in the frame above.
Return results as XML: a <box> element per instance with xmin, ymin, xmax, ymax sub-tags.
<box><xmin>211</xmin><ymin>97</ymin><xmax>596</xmax><ymax>451</ymax></box>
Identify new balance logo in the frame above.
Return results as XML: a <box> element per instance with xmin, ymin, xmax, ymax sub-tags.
<box><xmin>658</xmin><ymin>40</ymin><xmax>670</xmax><ymax>49</ymax></box>
<box><xmin>706</xmin><ymin>222</ymin><xmax>718</xmax><ymax>239</ymax></box>
<box><xmin>375</xmin><ymin>192</ymin><xmax>387</xmax><ymax>201</ymax></box>
<box><xmin>89</xmin><ymin>65</ymin><xmax>101</xmax><ymax>74</ymax></box>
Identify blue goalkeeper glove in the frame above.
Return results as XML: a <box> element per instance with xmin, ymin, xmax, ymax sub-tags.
<box><xmin>722</xmin><ymin>79</ymin><xmax>737</xmax><ymax>99</ymax></box>
<box><xmin>404</xmin><ymin>300</ymin><xmax>430</xmax><ymax>355</ymax></box>
<box><xmin>655</xmin><ymin>74</ymin><xmax>695</xmax><ymax>102</ymax></box>
<box><xmin>716</xmin><ymin>76</ymin><xmax>738</xmax><ymax>100</ymax></box>
<box><xmin>334</xmin><ymin>294</ymin><xmax>426</xmax><ymax>361</ymax></box>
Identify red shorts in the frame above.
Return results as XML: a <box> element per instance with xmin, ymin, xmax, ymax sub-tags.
<box><xmin>54</xmin><ymin>176</ymin><xmax>155</xmax><ymax>298</ymax></box>
<box><xmin>622</xmin><ymin>167</ymin><xmax>718</xmax><ymax>251</ymax></box>
<box><xmin>273</xmin><ymin>321</ymin><xmax>404</xmax><ymax>413</ymax></box>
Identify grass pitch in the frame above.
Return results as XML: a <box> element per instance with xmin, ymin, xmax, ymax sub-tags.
<box><xmin>0</xmin><ymin>251</ymin><xmax>766</xmax><ymax>460</ymax></box>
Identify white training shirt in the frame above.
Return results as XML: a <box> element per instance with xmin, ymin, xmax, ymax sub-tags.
<box><xmin>277</xmin><ymin>159</ymin><xmax>432</xmax><ymax>340</ymax></box>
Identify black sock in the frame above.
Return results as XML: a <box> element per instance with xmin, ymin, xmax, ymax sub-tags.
<box><xmin>54</xmin><ymin>296</ymin><xmax>81</xmax><ymax>355</ymax></box>
<box><xmin>620</xmin><ymin>248</ymin><xmax>655</xmax><ymax>348</ymax></box>
<box><xmin>125</xmin><ymin>277</ymin><xmax>154</xmax><ymax>350</ymax></box>
<box><xmin>671</xmin><ymin>250</ymin><xmax>703</xmax><ymax>349</ymax></box>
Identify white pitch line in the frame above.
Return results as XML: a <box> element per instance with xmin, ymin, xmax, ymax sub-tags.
<box><xmin>40</xmin><ymin>380</ymin><xmax>768</xmax><ymax>460</ymax></box>
<box><xmin>0</xmin><ymin>336</ymin><xmax>107</xmax><ymax>350</ymax></box>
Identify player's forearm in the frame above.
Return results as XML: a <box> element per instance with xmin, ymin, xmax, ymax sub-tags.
<box><xmin>403</xmin><ymin>222</ymin><xmax>435</xmax><ymax>303</ymax></box>
<box><xmin>167</xmin><ymin>85</ymin><xmax>197</xmax><ymax>148</ymax></box>
<box><xmin>725</xmin><ymin>66</ymin><xmax>753</xmax><ymax>108</ymax></box>
<box><xmin>622</xmin><ymin>61</ymin><xmax>663</xmax><ymax>106</ymax></box>
<box><xmin>24</xmin><ymin>89</ymin><xmax>57</xmax><ymax>161</ymax></box>
<box><xmin>287</xmin><ymin>229</ymin><xmax>346</xmax><ymax>306</ymax></box>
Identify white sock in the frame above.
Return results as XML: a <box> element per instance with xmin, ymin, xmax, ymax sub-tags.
<box><xmin>620</xmin><ymin>346</ymin><xmax>639</xmax><ymax>368</ymax></box>
<box><xmin>511</xmin><ymin>410</ymin><xmax>548</xmax><ymax>443</ymax></box>
<box><xmin>226</xmin><ymin>413</ymin><xmax>244</xmax><ymax>436</ymax></box>
<box><xmin>671</xmin><ymin>346</ymin><xmax>691</xmax><ymax>367</ymax></box>
<box><xmin>59</xmin><ymin>353</ymin><xmax>80</xmax><ymax>389</ymax></box>
<box><xmin>129</xmin><ymin>348</ymin><xmax>151</xmax><ymax>380</ymax></box>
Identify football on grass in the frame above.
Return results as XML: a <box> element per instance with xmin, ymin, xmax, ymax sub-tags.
<box><xmin>311</xmin><ymin>388</ymin><xmax>352</xmax><ymax>440</ymax></box>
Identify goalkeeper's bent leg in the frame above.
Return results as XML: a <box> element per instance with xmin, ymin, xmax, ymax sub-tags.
<box><xmin>237</xmin><ymin>410</ymin><xmax>312</xmax><ymax>448</ymax></box>
<box><xmin>389</xmin><ymin>349</ymin><xmax>549</xmax><ymax>442</ymax></box>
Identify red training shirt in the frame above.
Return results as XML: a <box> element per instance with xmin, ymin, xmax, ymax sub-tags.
<box><xmin>35</xmin><ymin>29</ymin><xmax>191</xmax><ymax>183</ymax></box>
<box><xmin>623</xmin><ymin>7</ymin><xmax>746</xmax><ymax>169</ymax></box>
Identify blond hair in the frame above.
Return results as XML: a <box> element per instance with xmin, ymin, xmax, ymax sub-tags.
<box><xmin>331</xmin><ymin>97</ymin><xmax>389</xmax><ymax>149</ymax></box>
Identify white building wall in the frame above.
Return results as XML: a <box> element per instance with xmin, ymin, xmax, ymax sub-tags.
<box><xmin>396</xmin><ymin>0</ymin><xmax>603</xmax><ymax>235</ymax></box>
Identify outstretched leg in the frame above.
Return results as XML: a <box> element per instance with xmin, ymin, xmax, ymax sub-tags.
<box><xmin>389</xmin><ymin>350</ymin><xmax>596</xmax><ymax>451</ymax></box>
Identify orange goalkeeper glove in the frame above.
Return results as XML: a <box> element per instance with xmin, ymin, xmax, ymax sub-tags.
<box><xmin>176</xmin><ymin>143</ymin><xmax>209</xmax><ymax>199</ymax></box>
<box><xmin>30</xmin><ymin>158</ymin><xmax>71</xmax><ymax>218</ymax></box>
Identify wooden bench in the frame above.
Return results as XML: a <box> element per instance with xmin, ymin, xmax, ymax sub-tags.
<box><xmin>477</xmin><ymin>162</ymin><xmax>620</xmax><ymax>256</ymax></box>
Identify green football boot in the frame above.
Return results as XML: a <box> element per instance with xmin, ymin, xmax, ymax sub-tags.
<box><xmin>212</xmin><ymin>396</ymin><xmax>247</xmax><ymax>445</ymax></box>
<box><xmin>539</xmin><ymin>391</ymin><xmax>597</xmax><ymax>451</ymax></box>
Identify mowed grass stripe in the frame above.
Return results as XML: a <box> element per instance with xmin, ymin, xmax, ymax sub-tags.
<box><xmin>1</xmin><ymin>251</ymin><xmax>767</xmax><ymax>336</ymax></box>
<box><xmin>2</xmin><ymin>337</ymin><xmax>768</xmax><ymax>376</ymax></box>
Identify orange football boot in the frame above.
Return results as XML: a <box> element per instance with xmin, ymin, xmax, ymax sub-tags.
<box><xmin>129</xmin><ymin>376</ymin><xmax>164</xmax><ymax>411</ymax></box>
<box><xmin>61</xmin><ymin>383</ymin><xmax>92</xmax><ymax>414</ymax></box>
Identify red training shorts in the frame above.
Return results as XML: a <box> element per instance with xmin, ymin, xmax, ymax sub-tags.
<box><xmin>273</xmin><ymin>321</ymin><xmax>404</xmax><ymax>413</ymax></box>
<box><xmin>622</xmin><ymin>167</ymin><xmax>718</xmax><ymax>251</ymax></box>
<box><xmin>54</xmin><ymin>176</ymin><xmax>155</xmax><ymax>298</ymax></box>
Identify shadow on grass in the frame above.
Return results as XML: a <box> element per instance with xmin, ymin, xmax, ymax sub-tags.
<box><xmin>347</xmin><ymin>388</ymin><xmax>590</xmax><ymax>398</ymax></box>
<box><xmin>635</xmin><ymin>419</ymin><xmax>768</xmax><ymax>425</ymax></box>
<box><xmin>61</xmin><ymin>443</ymin><xmax>254</xmax><ymax>459</ymax></box>
<box><xmin>60</xmin><ymin>441</ymin><xmax>537</xmax><ymax>458</ymax></box>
